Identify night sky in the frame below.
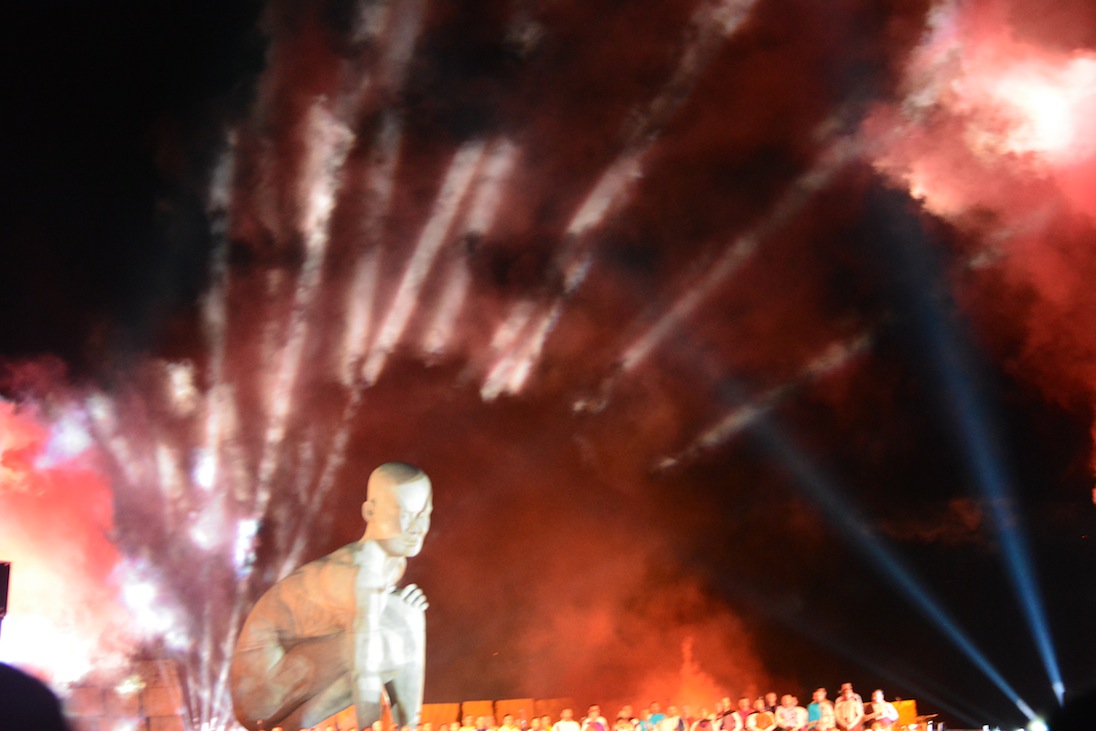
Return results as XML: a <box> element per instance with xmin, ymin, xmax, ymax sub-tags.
<box><xmin>2</xmin><ymin>1</ymin><xmax>1095</xmax><ymax>729</ymax></box>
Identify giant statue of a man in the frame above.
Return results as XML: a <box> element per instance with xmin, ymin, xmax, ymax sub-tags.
<box><xmin>230</xmin><ymin>462</ymin><xmax>432</xmax><ymax>731</ymax></box>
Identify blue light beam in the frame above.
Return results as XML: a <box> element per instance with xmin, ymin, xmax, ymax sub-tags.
<box><xmin>873</xmin><ymin>190</ymin><xmax>1064</xmax><ymax>706</ymax></box>
<box><xmin>748</xmin><ymin>415</ymin><xmax>1037</xmax><ymax>722</ymax></box>
<box><xmin>713</xmin><ymin>579</ymin><xmax>991</xmax><ymax>727</ymax></box>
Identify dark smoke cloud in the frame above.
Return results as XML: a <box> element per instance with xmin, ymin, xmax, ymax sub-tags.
<box><xmin>878</xmin><ymin>497</ymin><xmax>988</xmax><ymax>546</ymax></box>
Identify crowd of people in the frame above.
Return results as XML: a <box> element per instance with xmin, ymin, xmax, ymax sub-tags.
<box><xmin>267</xmin><ymin>682</ymin><xmax>905</xmax><ymax>731</ymax></box>
<box><xmin>535</xmin><ymin>685</ymin><xmax>901</xmax><ymax>731</ymax></box>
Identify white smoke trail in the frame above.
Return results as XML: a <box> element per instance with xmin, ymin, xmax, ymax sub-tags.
<box><xmin>620</xmin><ymin>135</ymin><xmax>860</xmax><ymax>374</ymax></box>
<box><xmin>484</xmin><ymin>0</ymin><xmax>764</xmax><ymax>396</ymax></box>
<box><xmin>423</xmin><ymin>259</ymin><xmax>472</xmax><ymax>356</ymax></box>
<box><xmin>254</xmin><ymin>102</ymin><xmax>355</xmax><ymax>503</ymax></box>
<box><xmin>658</xmin><ymin>331</ymin><xmax>872</xmax><ymax>468</ymax></box>
<box><xmin>361</xmin><ymin>140</ymin><xmax>487</xmax><ymax>384</ymax></box>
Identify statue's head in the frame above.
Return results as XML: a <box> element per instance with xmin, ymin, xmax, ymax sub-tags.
<box><xmin>362</xmin><ymin>462</ymin><xmax>432</xmax><ymax>557</ymax></box>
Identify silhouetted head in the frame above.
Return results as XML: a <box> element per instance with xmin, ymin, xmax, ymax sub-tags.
<box><xmin>0</xmin><ymin>663</ymin><xmax>70</xmax><ymax>731</ymax></box>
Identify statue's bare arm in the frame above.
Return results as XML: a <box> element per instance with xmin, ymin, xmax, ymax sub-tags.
<box><xmin>230</xmin><ymin>555</ymin><xmax>358</xmax><ymax>730</ymax></box>
<box><xmin>352</xmin><ymin>570</ymin><xmax>387</xmax><ymax>728</ymax></box>
<box><xmin>384</xmin><ymin>584</ymin><xmax>428</xmax><ymax>726</ymax></box>
<box><xmin>352</xmin><ymin>545</ymin><xmax>428</xmax><ymax>728</ymax></box>
<box><xmin>244</xmin><ymin>632</ymin><xmax>351</xmax><ymax>723</ymax></box>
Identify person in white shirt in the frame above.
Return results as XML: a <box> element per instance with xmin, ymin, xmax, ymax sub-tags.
<box><xmin>660</xmin><ymin>706</ymin><xmax>685</xmax><ymax>731</ymax></box>
<box><xmin>554</xmin><ymin>709</ymin><xmax>582</xmax><ymax>731</ymax></box>
<box><xmin>773</xmin><ymin>695</ymin><xmax>806</xmax><ymax>731</ymax></box>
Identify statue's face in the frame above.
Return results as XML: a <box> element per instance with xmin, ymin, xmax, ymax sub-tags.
<box><xmin>366</xmin><ymin>476</ymin><xmax>432</xmax><ymax>557</ymax></box>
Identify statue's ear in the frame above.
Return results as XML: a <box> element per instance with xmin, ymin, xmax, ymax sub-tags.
<box><xmin>362</xmin><ymin>498</ymin><xmax>375</xmax><ymax>522</ymax></box>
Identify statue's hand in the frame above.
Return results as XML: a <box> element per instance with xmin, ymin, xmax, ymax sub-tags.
<box><xmin>392</xmin><ymin>583</ymin><xmax>429</xmax><ymax>610</ymax></box>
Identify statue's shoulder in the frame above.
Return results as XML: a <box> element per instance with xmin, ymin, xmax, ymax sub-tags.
<box><xmin>252</xmin><ymin>543</ymin><xmax>361</xmax><ymax>623</ymax></box>
<box><xmin>295</xmin><ymin>541</ymin><xmax>356</xmax><ymax>566</ymax></box>
<box><xmin>323</xmin><ymin>542</ymin><xmax>361</xmax><ymax>565</ymax></box>
<box><xmin>266</xmin><ymin>544</ymin><xmax>358</xmax><ymax>592</ymax></box>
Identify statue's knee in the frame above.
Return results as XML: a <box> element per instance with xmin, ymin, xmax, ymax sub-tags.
<box><xmin>273</xmin><ymin>652</ymin><xmax>315</xmax><ymax>695</ymax></box>
<box><xmin>237</xmin><ymin>652</ymin><xmax>315</xmax><ymax>716</ymax></box>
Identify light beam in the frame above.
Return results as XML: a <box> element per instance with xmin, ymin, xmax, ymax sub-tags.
<box><xmin>621</xmin><ymin>135</ymin><xmax>859</xmax><ymax>374</ymax></box>
<box><xmin>658</xmin><ymin>331</ymin><xmax>872</xmax><ymax>467</ymax></box>
<box><xmin>750</xmin><ymin>416</ymin><xmax>1038</xmax><ymax>722</ymax></box>
<box><xmin>873</xmin><ymin>187</ymin><xmax>1064</xmax><ymax>708</ymax></box>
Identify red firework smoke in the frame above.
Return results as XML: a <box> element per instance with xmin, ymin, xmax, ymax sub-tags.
<box><xmin>866</xmin><ymin>0</ymin><xmax>1096</xmax><ymax>482</ymax></box>
<box><xmin>0</xmin><ymin>399</ymin><xmax>135</xmax><ymax>683</ymax></box>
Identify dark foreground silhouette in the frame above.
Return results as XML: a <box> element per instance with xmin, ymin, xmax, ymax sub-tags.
<box><xmin>0</xmin><ymin>662</ymin><xmax>70</xmax><ymax>731</ymax></box>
